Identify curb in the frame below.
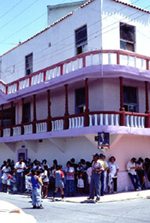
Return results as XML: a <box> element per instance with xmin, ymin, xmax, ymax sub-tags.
<box><xmin>62</xmin><ymin>190</ymin><xmax>150</xmax><ymax>203</ymax></box>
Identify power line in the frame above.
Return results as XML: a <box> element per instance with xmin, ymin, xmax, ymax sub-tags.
<box><xmin>1</xmin><ymin>0</ymin><xmax>150</xmax><ymax>74</ymax></box>
<box><xmin>0</xmin><ymin>0</ymin><xmax>140</xmax><ymax>49</ymax></box>
<box><xmin>0</xmin><ymin>0</ymin><xmax>41</xmax><ymax>31</ymax></box>
<box><xmin>0</xmin><ymin>0</ymin><xmax>23</xmax><ymax>20</ymax></box>
<box><xmin>0</xmin><ymin>0</ymin><xmax>144</xmax><ymax>47</ymax></box>
<box><xmin>0</xmin><ymin>12</ymin><xmax>46</xmax><ymax>44</ymax></box>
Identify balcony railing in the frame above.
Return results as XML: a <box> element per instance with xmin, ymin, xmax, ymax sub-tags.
<box><xmin>0</xmin><ymin>50</ymin><xmax>150</xmax><ymax>96</ymax></box>
<box><xmin>0</xmin><ymin>111</ymin><xmax>148</xmax><ymax>139</ymax></box>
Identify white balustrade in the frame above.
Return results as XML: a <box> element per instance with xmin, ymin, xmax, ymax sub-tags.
<box><xmin>102</xmin><ymin>53</ymin><xmax>116</xmax><ymax>65</ymax></box>
<box><xmin>63</xmin><ymin>58</ymin><xmax>83</xmax><ymax>74</ymax></box>
<box><xmin>0</xmin><ymin>83</ymin><xmax>6</xmax><ymax>94</ymax></box>
<box><xmin>36</xmin><ymin>122</ymin><xmax>47</xmax><ymax>133</ymax></box>
<box><xmin>110</xmin><ymin>114</ymin><xmax>114</xmax><ymax>125</ymax></box>
<box><xmin>19</xmin><ymin>78</ymin><xmax>30</xmax><ymax>90</ymax></box>
<box><xmin>116</xmin><ymin>114</ymin><xmax>119</xmax><ymax>126</ymax></box>
<box><xmin>125</xmin><ymin>115</ymin><xmax>145</xmax><ymax>128</ymax></box>
<box><xmin>13</xmin><ymin>126</ymin><xmax>21</xmax><ymax>136</ymax></box>
<box><xmin>141</xmin><ymin>117</ymin><xmax>145</xmax><ymax>128</ymax></box>
<box><xmin>104</xmin><ymin>114</ymin><xmax>109</xmax><ymax>125</ymax></box>
<box><xmin>89</xmin><ymin>113</ymin><xmax>120</xmax><ymax>126</ymax></box>
<box><xmin>72</xmin><ymin>58</ymin><xmax>83</xmax><ymax>71</ymax></box>
<box><xmin>24</xmin><ymin>124</ymin><xmax>33</xmax><ymax>134</ymax></box>
<box><xmin>3</xmin><ymin>128</ymin><xmax>11</xmax><ymax>137</ymax></box>
<box><xmin>99</xmin><ymin>114</ymin><xmax>103</xmax><ymax>125</ymax></box>
<box><xmin>136</xmin><ymin>58</ymin><xmax>146</xmax><ymax>70</ymax></box>
<box><xmin>94</xmin><ymin>114</ymin><xmax>98</xmax><ymax>126</ymax></box>
<box><xmin>7</xmin><ymin>83</ymin><xmax>17</xmax><ymax>94</ymax></box>
<box><xmin>126</xmin><ymin>115</ymin><xmax>130</xmax><ymax>127</ymax></box>
<box><xmin>31</xmin><ymin>72</ymin><xmax>44</xmax><ymax>86</ymax></box>
<box><xmin>69</xmin><ymin>116</ymin><xmax>84</xmax><ymax>129</ymax></box>
<box><xmin>128</xmin><ymin>56</ymin><xmax>136</xmax><ymax>67</ymax></box>
<box><xmin>108</xmin><ymin>53</ymin><xmax>116</xmax><ymax>64</ymax></box>
<box><xmin>46</xmin><ymin>67</ymin><xmax>61</xmax><ymax>81</ymax></box>
<box><xmin>52</xmin><ymin>119</ymin><xmax>64</xmax><ymax>131</ymax></box>
<box><xmin>120</xmin><ymin>54</ymin><xmax>147</xmax><ymax>70</ymax></box>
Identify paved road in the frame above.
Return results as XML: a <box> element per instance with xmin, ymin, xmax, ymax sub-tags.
<box><xmin>0</xmin><ymin>193</ymin><xmax>150</xmax><ymax>223</ymax></box>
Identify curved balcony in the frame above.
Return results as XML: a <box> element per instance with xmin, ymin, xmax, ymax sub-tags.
<box><xmin>0</xmin><ymin>50</ymin><xmax>150</xmax><ymax>98</ymax></box>
<box><xmin>0</xmin><ymin>110</ymin><xmax>149</xmax><ymax>142</ymax></box>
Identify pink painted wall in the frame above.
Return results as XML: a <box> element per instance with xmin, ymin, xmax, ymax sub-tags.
<box><xmin>104</xmin><ymin>134</ymin><xmax>150</xmax><ymax>191</ymax></box>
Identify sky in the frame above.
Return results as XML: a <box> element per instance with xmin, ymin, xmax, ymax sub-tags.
<box><xmin>0</xmin><ymin>0</ymin><xmax>149</xmax><ymax>55</ymax></box>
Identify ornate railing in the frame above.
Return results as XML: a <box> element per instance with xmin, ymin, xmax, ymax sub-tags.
<box><xmin>0</xmin><ymin>49</ymin><xmax>150</xmax><ymax>95</ymax></box>
<box><xmin>0</xmin><ymin>111</ymin><xmax>149</xmax><ymax>139</ymax></box>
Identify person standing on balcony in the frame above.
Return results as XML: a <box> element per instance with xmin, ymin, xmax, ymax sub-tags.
<box><xmin>88</xmin><ymin>154</ymin><xmax>103</xmax><ymax>202</ymax></box>
<box><xmin>14</xmin><ymin>158</ymin><xmax>26</xmax><ymax>193</ymax></box>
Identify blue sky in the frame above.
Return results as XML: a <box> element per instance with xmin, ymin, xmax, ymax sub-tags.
<box><xmin>0</xmin><ymin>0</ymin><xmax>149</xmax><ymax>55</ymax></box>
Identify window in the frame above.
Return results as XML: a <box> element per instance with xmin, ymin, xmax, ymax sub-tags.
<box><xmin>25</xmin><ymin>53</ymin><xmax>33</xmax><ymax>75</ymax></box>
<box><xmin>75</xmin><ymin>25</ymin><xmax>87</xmax><ymax>54</ymax></box>
<box><xmin>75</xmin><ymin>88</ymin><xmax>85</xmax><ymax>114</ymax></box>
<box><xmin>0</xmin><ymin>107</ymin><xmax>15</xmax><ymax>127</ymax></box>
<box><xmin>123</xmin><ymin>86</ymin><xmax>138</xmax><ymax>112</ymax></box>
<box><xmin>120</xmin><ymin>23</ymin><xmax>135</xmax><ymax>52</ymax></box>
<box><xmin>22</xmin><ymin>102</ymin><xmax>31</xmax><ymax>123</ymax></box>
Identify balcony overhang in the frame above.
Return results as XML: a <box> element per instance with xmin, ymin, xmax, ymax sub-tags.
<box><xmin>1</xmin><ymin>125</ymin><xmax>150</xmax><ymax>143</ymax></box>
<box><xmin>1</xmin><ymin>49</ymin><xmax>150</xmax><ymax>104</ymax></box>
<box><xmin>1</xmin><ymin>64</ymin><xmax>150</xmax><ymax>104</ymax></box>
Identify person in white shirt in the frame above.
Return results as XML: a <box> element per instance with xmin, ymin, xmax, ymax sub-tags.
<box><xmin>127</xmin><ymin>157</ymin><xmax>141</xmax><ymax>190</ymax></box>
<box><xmin>41</xmin><ymin>165</ymin><xmax>49</xmax><ymax>198</ymax></box>
<box><xmin>15</xmin><ymin>158</ymin><xmax>26</xmax><ymax>193</ymax></box>
<box><xmin>108</xmin><ymin>156</ymin><xmax>119</xmax><ymax>193</ymax></box>
<box><xmin>1</xmin><ymin>162</ymin><xmax>11</xmax><ymax>192</ymax></box>
<box><xmin>77</xmin><ymin>173</ymin><xmax>84</xmax><ymax>195</ymax></box>
<box><xmin>88</xmin><ymin>154</ymin><xmax>103</xmax><ymax>202</ymax></box>
<box><xmin>64</xmin><ymin>161</ymin><xmax>75</xmax><ymax>196</ymax></box>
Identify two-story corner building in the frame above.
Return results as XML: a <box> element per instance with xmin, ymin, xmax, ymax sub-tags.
<box><xmin>0</xmin><ymin>0</ymin><xmax>150</xmax><ymax>191</ymax></box>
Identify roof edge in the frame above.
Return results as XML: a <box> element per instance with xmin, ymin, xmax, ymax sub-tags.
<box><xmin>113</xmin><ymin>0</ymin><xmax>150</xmax><ymax>14</ymax></box>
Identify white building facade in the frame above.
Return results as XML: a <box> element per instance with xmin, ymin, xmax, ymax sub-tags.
<box><xmin>0</xmin><ymin>0</ymin><xmax>150</xmax><ymax>191</ymax></box>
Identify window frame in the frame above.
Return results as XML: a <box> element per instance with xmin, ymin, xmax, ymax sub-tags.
<box><xmin>75</xmin><ymin>25</ymin><xmax>88</xmax><ymax>55</ymax></box>
<box><xmin>120</xmin><ymin>22</ymin><xmax>136</xmax><ymax>52</ymax></box>
<box><xmin>75</xmin><ymin>87</ymin><xmax>86</xmax><ymax>114</ymax></box>
<box><xmin>123</xmin><ymin>86</ymin><xmax>139</xmax><ymax>112</ymax></box>
<box><xmin>22</xmin><ymin>102</ymin><xmax>31</xmax><ymax>123</ymax></box>
<box><xmin>25</xmin><ymin>53</ymin><xmax>33</xmax><ymax>75</ymax></box>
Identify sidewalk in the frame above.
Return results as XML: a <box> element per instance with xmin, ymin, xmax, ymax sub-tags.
<box><xmin>63</xmin><ymin>190</ymin><xmax>150</xmax><ymax>203</ymax></box>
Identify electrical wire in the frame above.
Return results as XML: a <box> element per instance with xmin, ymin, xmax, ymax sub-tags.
<box><xmin>0</xmin><ymin>0</ymin><xmax>140</xmax><ymax>46</ymax></box>
<box><xmin>0</xmin><ymin>0</ymin><xmax>23</xmax><ymax>20</ymax></box>
<box><xmin>1</xmin><ymin>0</ymin><xmax>150</xmax><ymax>75</ymax></box>
<box><xmin>0</xmin><ymin>0</ymin><xmax>41</xmax><ymax>31</ymax></box>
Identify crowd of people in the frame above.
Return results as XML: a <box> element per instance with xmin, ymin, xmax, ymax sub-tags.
<box><xmin>0</xmin><ymin>155</ymin><xmax>150</xmax><ymax>207</ymax></box>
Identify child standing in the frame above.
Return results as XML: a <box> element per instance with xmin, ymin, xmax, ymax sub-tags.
<box><xmin>77</xmin><ymin>173</ymin><xmax>84</xmax><ymax>195</ymax></box>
